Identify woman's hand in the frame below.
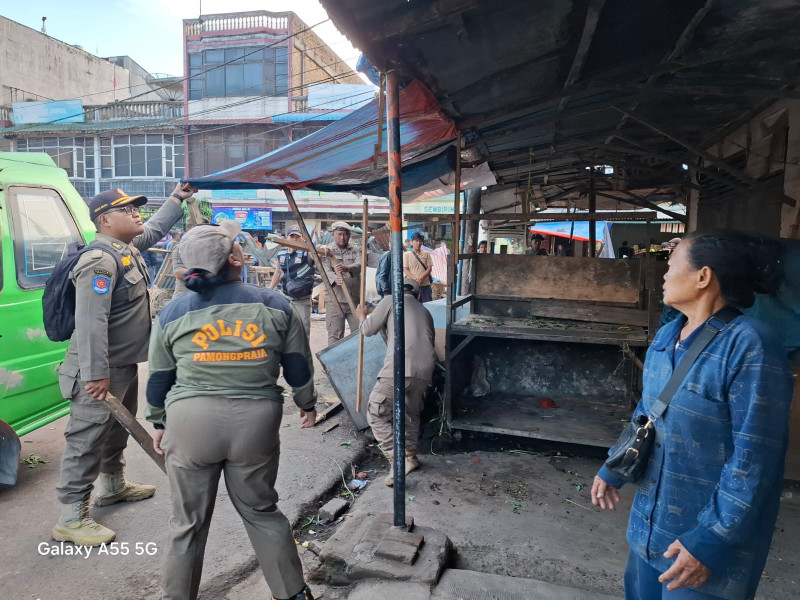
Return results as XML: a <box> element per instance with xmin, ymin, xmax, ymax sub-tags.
<box><xmin>591</xmin><ymin>475</ymin><xmax>621</xmax><ymax>510</ymax></box>
<box><xmin>153</xmin><ymin>429</ymin><xmax>165</xmax><ymax>456</ymax></box>
<box><xmin>659</xmin><ymin>540</ymin><xmax>711</xmax><ymax>591</ymax></box>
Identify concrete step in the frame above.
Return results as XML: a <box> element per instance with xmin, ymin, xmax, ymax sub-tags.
<box><xmin>430</xmin><ymin>569</ymin><xmax>619</xmax><ymax>600</ymax></box>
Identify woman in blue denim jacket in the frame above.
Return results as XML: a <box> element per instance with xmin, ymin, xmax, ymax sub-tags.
<box><xmin>592</xmin><ymin>231</ymin><xmax>793</xmax><ymax>600</ymax></box>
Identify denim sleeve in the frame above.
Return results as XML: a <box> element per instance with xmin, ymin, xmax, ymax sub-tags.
<box><xmin>679</xmin><ymin>334</ymin><xmax>792</xmax><ymax>571</ymax></box>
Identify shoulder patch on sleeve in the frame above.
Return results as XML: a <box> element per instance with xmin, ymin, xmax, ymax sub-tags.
<box><xmin>92</xmin><ymin>275</ymin><xmax>112</xmax><ymax>295</ymax></box>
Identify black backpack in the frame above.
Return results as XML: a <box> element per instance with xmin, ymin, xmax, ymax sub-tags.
<box><xmin>42</xmin><ymin>242</ymin><xmax>124</xmax><ymax>342</ymax></box>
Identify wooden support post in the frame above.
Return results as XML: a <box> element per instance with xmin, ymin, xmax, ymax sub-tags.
<box><xmin>356</xmin><ymin>199</ymin><xmax>369</xmax><ymax>412</ymax></box>
<box><xmin>282</xmin><ymin>188</ymin><xmax>344</xmax><ymax>318</ymax></box>
<box><xmin>326</xmin><ymin>253</ymin><xmax>359</xmax><ymax>315</ymax></box>
<box><xmin>588</xmin><ymin>168</ymin><xmax>597</xmax><ymax>257</ymax></box>
<box><xmin>452</xmin><ymin>130</ymin><xmax>462</xmax><ymax>302</ymax></box>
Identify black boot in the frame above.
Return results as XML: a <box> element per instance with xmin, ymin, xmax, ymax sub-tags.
<box><xmin>272</xmin><ymin>585</ymin><xmax>314</xmax><ymax>600</ymax></box>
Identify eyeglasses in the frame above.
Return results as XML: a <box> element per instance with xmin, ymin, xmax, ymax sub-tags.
<box><xmin>108</xmin><ymin>205</ymin><xmax>140</xmax><ymax>216</ymax></box>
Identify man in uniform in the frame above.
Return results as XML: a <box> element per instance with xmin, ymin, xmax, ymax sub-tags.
<box><xmin>317</xmin><ymin>221</ymin><xmax>361</xmax><ymax>346</ymax></box>
<box><xmin>356</xmin><ymin>278</ymin><xmax>436</xmax><ymax>486</ymax></box>
<box><xmin>269</xmin><ymin>224</ymin><xmax>316</xmax><ymax>336</ymax></box>
<box><xmin>52</xmin><ymin>183</ymin><xmax>196</xmax><ymax>546</ymax></box>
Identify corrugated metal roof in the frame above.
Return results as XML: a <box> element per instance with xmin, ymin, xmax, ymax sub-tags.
<box><xmin>0</xmin><ymin>119</ymin><xmax>179</xmax><ymax>135</ymax></box>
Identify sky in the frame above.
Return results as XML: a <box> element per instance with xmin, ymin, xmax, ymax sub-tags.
<box><xmin>1</xmin><ymin>0</ymin><xmax>362</xmax><ymax>77</ymax></box>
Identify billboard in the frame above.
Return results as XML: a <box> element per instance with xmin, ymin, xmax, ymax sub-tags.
<box><xmin>12</xmin><ymin>100</ymin><xmax>85</xmax><ymax>124</ymax></box>
<box><xmin>212</xmin><ymin>206</ymin><xmax>272</xmax><ymax>230</ymax></box>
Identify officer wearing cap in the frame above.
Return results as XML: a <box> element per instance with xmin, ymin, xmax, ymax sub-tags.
<box><xmin>145</xmin><ymin>222</ymin><xmax>317</xmax><ymax>600</ymax></box>
<box><xmin>269</xmin><ymin>224</ymin><xmax>316</xmax><ymax>336</ymax></box>
<box><xmin>52</xmin><ymin>183</ymin><xmax>196</xmax><ymax>547</ymax></box>
<box><xmin>356</xmin><ymin>278</ymin><xmax>436</xmax><ymax>486</ymax></box>
<box><xmin>317</xmin><ymin>221</ymin><xmax>362</xmax><ymax>346</ymax></box>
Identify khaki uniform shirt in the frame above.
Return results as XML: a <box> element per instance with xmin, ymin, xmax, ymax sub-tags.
<box><xmin>403</xmin><ymin>249</ymin><xmax>433</xmax><ymax>286</ymax></box>
<box><xmin>59</xmin><ymin>200</ymin><xmax>184</xmax><ymax>382</ymax></box>
<box><xmin>320</xmin><ymin>242</ymin><xmax>362</xmax><ymax>304</ymax></box>
<box><xmin>359</xmin><ymin>293</ymin><xmax>436</xmax><ymax>382</ymax></box>
<box><xmin>145</xmin><ymin>282</ymin><xmax>317</xmax><ymax>427</ymax></box>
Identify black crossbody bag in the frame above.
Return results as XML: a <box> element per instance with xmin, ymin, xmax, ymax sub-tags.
<box><xmin>604</xmin><ymin>306</ymin><xmax>742</xmax><ymax>483</ymax></box>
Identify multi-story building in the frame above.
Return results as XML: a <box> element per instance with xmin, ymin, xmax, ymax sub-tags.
<box><xmin>1</xmin><ymin>11</ymin><xmax>384</xmax><ymax>231</ymax></box>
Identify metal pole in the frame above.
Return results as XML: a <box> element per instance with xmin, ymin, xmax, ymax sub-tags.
<box><xmin>451</xmin><ymin>130</ymin><xmax>462</xmax><ymax>302</ymax></box>
<box><xmin>387</xmin><ymin>70</ymin><xmax>406</xmax><ymax>528</ymax></box>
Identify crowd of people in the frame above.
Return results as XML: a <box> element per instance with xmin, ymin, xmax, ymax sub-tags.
<box><xmin>48</xmin><ymin>182</ymin><xmax>794</xmax><ymax>600</ymax></box>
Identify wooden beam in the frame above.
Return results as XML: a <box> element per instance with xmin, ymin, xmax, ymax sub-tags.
<box><xmin>282</xmin><ymin>188</ymin><xmax>344</xmax><ymax>318</ymax></box>
<box><xmin>595</xmin><ymin>192</ymin><xmax>686</xmax><ymax>222</ymax></box>
<box><xmin>590</xmin><ymin>80</ymin><xmax>800</xmax><ymax>100</ymax></box>
<box><xmin>605</xmin><ymin>0</ymin><xmax>719</xmax><ymax>143</ymax></box>
<box><xmin>614</xmin><ymin>106</ymin><xmax>758</xmax><ymax>185</ymax></box>
<box><xmin>458</xmin><ymin>211</ymin><xmax>656</xmax><ymax>222</ymax></box>
<box><xmin>559</xmin><ymin>0</ymin><xmax>606</xmax><ymax>112</ymax></box>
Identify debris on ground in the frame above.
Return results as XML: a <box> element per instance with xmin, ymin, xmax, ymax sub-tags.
<box><xmin>348</xmin><ymin>478</ymin><xmax>368</xmax><ymax>492</ymax></box>
<box><xmin>20</xmin><ymin>454</ymin><xmax>48</xmax><ymax>468</ymax></box>
<box><xmin>319</xmin><ymin>498</ymin><xmax>350</xmax><ymax>523</ymax></box>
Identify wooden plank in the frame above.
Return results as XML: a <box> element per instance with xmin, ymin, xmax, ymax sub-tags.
<box><xmin>474</xmin><ymin>254</ymin><xmax>641</xmax><ymax>305</ymax></box>
<box><xmin>451</xmin><ymin>294</ymin><xmax>474</xmax><ymax>309</ymax></box>
<box><xmin>458</xmin><ymin>211</ymin><xmax>655</xmax><ymax>222</ymax></box>
<box><xmin>452</xmin><ymin>314</ymin><xmax>648</xmax><ymax>346</ymax></box>
<box><xmin>525</xmin><ymin>299</ymin><xmax>648</xmax><ymax>326</ymax></box>
<box><xmin>450</xmin><ymin>394</ymin><xmax>629</xmax><ymax>448</ymax></box>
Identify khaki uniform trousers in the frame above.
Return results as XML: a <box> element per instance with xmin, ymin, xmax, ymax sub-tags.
<box><xmin>56</xmin><ymin>365</ymin><xmax>138</xmax><ymax>504</ymax></box>
<box><xmin>325</xmin><ymin>294</ymin><xmax>359</xmax><ymax>346</ymax></box>
<box><xmin>291</xmin><ymin>296</ymin><xmax>312</xmax><ymax>338</ymax></box>
<box><xmin>161</xmin><ymin>396</ymin><xmax>304</xmax><ymax>600</ymax></box>
<box><xmin>367</xmin><ymin>377</ymin><xmax>428</xmax><ymax>454</ymax></box>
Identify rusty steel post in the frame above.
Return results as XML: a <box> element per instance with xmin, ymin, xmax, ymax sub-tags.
<box><xmin>386</xmin><ymin>70</ymin><xmax>407</xmax><ymax>528</ymax></box>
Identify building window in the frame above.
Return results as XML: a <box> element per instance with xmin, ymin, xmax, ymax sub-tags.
<box><xmin>190</xmin><ymin>125</ymin><xmax>287</xmax><ymax>177</ymax></box>
<box><xmin>15</xmin><ymin>137</ymin><xmax>91</xmax><ymax>178</ymax></box>
<box><xmin>7</xmin><ymin>186</ymin><xmax>85</xmax><ymax>289</ymax></box>
<box><xmin>188</xmin><ymin>45</ymin><xmax>288</xmax><ymax>100</ymax></box>
<box><xmin>112</xmin><ymin>134</ymin><xmax>184</xmax><ymax>179</ymax></box>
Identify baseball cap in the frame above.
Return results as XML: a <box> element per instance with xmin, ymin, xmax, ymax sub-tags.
<box><xmin>179</xmin><ymin>221</ymin><xmax>242</xmax><ymax>275</ymax></box>
<box><xmin>331</xmin><ymin>221</ymin><xmax>352</xmax><ymax>232</ymax></box>
<box><xmin>88</xmin><ymin>188</ymin><xmax>147</xmax><ymax>218</ymax></box>
<box><xmin>403</xmin><ymin>277</ymin><xmax>420</xmax><ymax>292</ymax></box>
<box><xmin>287</xmin><ymin>224</ymin><xmax>303</xmax><ymax>236</ymax></box>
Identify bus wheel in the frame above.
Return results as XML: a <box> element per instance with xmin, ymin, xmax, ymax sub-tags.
<box><xmin>0</xmin><ymin>420</ymin><xmax>21</xmax><ymax>487</ymax></box>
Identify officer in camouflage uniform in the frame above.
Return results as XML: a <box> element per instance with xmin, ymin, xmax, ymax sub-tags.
<box><xmin>146</xmin><ymin>221</ymin><xmax>316</xmax><ymax>600</ymax></box>
<box><xmin>318</xmin><ymin>221</ymin><xmax>361</xmax><ymax>346</ymax></box>
<box><xmin>52</xmin><ymin>184</ymin><xmax>195</xmax><ymax>547</ymax></box>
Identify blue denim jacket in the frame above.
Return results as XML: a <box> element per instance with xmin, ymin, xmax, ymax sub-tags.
<box><xmin>598</xmin><ymin>314</ymin><xmax>793</xmax><ymax>599</ymax></box>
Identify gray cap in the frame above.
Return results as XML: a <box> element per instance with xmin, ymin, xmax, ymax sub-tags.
<box><xmin>403</xmin><ymin>277</ymin><xmax>419</xmax><ymax>292</ymax></box>
<box><xmin>331</xmin><ymin>221</ymin><xmax>352</xmax><ymax>232</ymax></box>
<box><xmin>179</xmin><ymin>221</ymin><xmax>242</xmax><ymax>275</ymax></box>
<box><xmin>287</xmin><ymin>224</ymin><xmax>303</xmax><ymax>236</ymax></box>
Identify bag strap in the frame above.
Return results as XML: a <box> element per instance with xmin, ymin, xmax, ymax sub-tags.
<box><xmin>412</xmin><ymin>250</ymin><xmax>428</xmax><ymax>271</ymax></box>
<box><xmin>649</xmin><ymin>306</ymin><xmax>742</xmax><ymax>420</ymax></box>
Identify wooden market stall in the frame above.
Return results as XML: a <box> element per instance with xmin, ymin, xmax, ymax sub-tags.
<box><xmin>445</xmin><ymin>212</ymin><xmax>668</xmax><ymax>448</ymax></box>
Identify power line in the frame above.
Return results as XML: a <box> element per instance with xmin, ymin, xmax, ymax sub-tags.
<box><xmin>6</xmin><ymin>18</ymin><xmax>335</xmax><ymax>130</ymax></box>
<box><xmin>7</xmin><ymin>36</ymin><xmax>359</xmax><ymax>109</ymax></box>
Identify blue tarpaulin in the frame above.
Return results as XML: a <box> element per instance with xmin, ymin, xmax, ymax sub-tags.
<box><xmin>185</xmin><ymin>80</ymin><xmax>457</xmax><ymax>197</ymax></box>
